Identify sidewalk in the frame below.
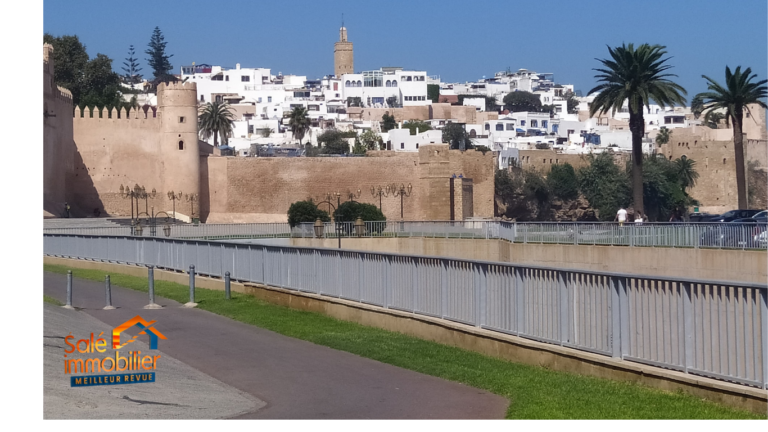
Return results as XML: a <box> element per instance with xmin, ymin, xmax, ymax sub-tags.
<box><xmin>44</xmin><ymin>303</ymin><xmax>264</xmax><ymax>419</ymax></box>
<box><xmin>43</xmin><ymin>271</ymin><xmax>508</xmax><ymax>419</ymax></box>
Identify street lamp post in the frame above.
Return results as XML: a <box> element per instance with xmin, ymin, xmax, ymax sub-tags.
<box><xmin>370</xmin><ymin>185</ymin><xmax>391</xmax><ymax>210</ymax></box>
<box><xmin>185</xmin><ymin>193</ymin><xmax>199</xmax><ymax>224</ymax></box>
<box><xmin>167</xmin><ymin>191</ymin><xmax>182</xmax><ymax>220</ymax></box>
<box><xmin>390</xmin><ymin>183</ymin><xmax>412</xmax><ymax>220</ymax></box>
<box><xmin>120</xmin><ymin>184</ymin><xmax>156</xmax><ymax>232</ymax></box>
<box><xmin>135</xmin><ymin>207</ymin><xmax>173</xmax><ymax>237</ymax></box>
<box><xmin>315</xmin><ymin>197</ymin><xmax>340</xmax><ymax>249</ymax></box>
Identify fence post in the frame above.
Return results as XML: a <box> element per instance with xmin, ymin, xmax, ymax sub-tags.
<box><xmin>475</xmin><ymin>263</ymin><xmax>487</xmax><ymax>328</ymax></box>
<box><xmin>63</xmin><ymin>270</ymin><xmax>74</xmax><ymax>309</ymax></box>
<box><xmin>104</xmin><ymin>275</ymin><xmax>115</xmax><ymax>310</ymax></box>
<box><xmin>185</xmin><ymin>265</ymin><xmax>198</xmax><ymax>308</ymax></box>
<box><xmin>610</xmin><ymin>276</ymin><xmax>623</xmax><ymax>358</ymax></box>
<box><xmin>761</xmin><ymin>289</ymin><xmax>768</xmax><ymax>390</ymax></box>
<box><xmin>441</xmin><ymin>259</ymin><xmax>448</xmax><ymax>319</ymax></box>
<box><xmin>682</xmin><ymin>281</ymin><xmax>694</xmax><ymax>374</ymax></box>
<box><xmin>225</xmin><ymin>271</ymin><xmax>231</xmax><ymax>300</ymax></box>
<box><xmin>144</xmin><ymin>265</ymin><xmax>162</xmax><ymax>309</ymax></box>
<box><xmin>558</xmin><ymin>270</ymin><xmax>568</xmax><ymax>346</ymax></box>
<box><xmin>515</xmin><ymin>267</ymin><xmax>525</xmax><ymax>336</ymax></box>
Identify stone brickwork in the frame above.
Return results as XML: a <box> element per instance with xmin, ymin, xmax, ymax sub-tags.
<box><xmin>203</xmin><ymin>145</ymin><xmax>494</xmax><ymax>223</ymax></box>
<box><xmin>347</xmin><ymin>104</ymin><xmax>498</xmax><ymax>124</ymax></box>
<box><xmin>334</xmin><ymin>27</ymin><xmax>353</xmax><ymax>77</ymax></box>
<box><xmin>43</xmin><ymin>44</ymin><xmax>75</xmax><ymax>217</ymax></box>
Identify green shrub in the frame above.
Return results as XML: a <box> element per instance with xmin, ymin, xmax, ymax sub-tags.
<box><xmin>547</xmin><ymin>163</ymin><xmax>579</xmax><ymax>201</ymax></box>
<box><xmin>287</xmin><ymin>200</ymin><xmax>330</xmax><ymax>228</ymax></box>
<box><xmin>334</xmin><ymin>201</ymin><xmax>385</xmax><ymax>222</ymax></box>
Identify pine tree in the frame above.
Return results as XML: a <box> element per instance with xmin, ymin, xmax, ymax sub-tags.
<box><xmin>145</xmin><ymin>26</ymin><xmax>173</xmax><ymax>80</ymax></box>
<box><xmin>121</xmin><ymin>45</ymin><xmax>142</xmax><ymax>85</ymax></box>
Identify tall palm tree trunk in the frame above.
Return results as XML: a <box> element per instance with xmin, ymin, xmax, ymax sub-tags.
<box><xmin>213</xmin><ymin>130</ymin><xmax>219</xmax><ymax>147</ymax></box>
<box><xmin>732</xmin><ymin>110</ymin><xmax>747</xmax><ymax>208</ymax></box>
<box><xmin>629</xmin><ymin>110</ymin><xmax>645</xmax><ymax>215</ymax></box>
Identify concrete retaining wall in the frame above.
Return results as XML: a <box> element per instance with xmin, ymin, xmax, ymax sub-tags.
<box><xmin>290</xmin><ymin>238</ymin><xmax>767</xmax><ymax>284</ymax></box>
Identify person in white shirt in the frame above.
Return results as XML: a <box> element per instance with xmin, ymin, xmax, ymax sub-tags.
<box><xmin>615</xmin><ymin>207</ymin><xmax>627</xmax><ymax>226</ymax></box>
<box><xmin>635</xmin><ymin>211</ymin><xmax>644</xmax><ymax>225</ymax></box>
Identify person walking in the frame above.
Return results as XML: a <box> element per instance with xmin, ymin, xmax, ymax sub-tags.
<box><xmin>615</xmin><ymin>207</ymin><xmax>627</xmax><ymax>226</ymax></box>
<box><xmin>64</xmin><ymin>202</ymin><xmax>71</xmax><ymax>218</ymax></box>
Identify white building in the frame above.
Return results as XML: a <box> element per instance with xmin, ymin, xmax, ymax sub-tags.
<box><xmin>342</xmin><ymin>68</ymin><xmax>430</xmax><ymax>108</ymax></box>
<box><xmin>385</xmin><ymin>127</ymin><xmax>442</xmax><ymax>152</ymax></box>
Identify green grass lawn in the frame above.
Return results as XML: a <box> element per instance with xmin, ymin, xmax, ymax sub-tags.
<box><xmin>44</xmin><ymin>263</ymin><xmax>763</xmax><ymax>419</ymax></box>
<box><xmin>44</xmin><ymin>294</ymin><xmax>63</xmax><ymax>306</ymax></box>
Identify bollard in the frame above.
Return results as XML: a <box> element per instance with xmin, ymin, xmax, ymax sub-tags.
<box><xmin>185</xmin><ymin>265</ymin><xmax>198</xmax><ymax>308</ymax></box>
<box><xmin>103</xmin><ymin>275</ymin><xmax>115</xmax><ymax>310</ymax></box>
<box><xmin>225</xmin><ymin>271</ymin><xmax>231</xmax><ymax>300</ymax></box>
<box><xmin>62</xmin><ymin>270</ymin><xmax>74</xmax><ymax>309</ymax></box>
<box><xmin>144</xmin><ymin>265</ymin><xmax>162</xmax><ymax>309</ymax></box>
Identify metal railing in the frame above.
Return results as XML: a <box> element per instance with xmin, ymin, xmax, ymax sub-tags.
<box><xmin>43</xmin><ymin>221</ymin><xmax>768</xmax><ymax>250</ymax></box>
<box><xmin>44</xmin><ymin>233</ymin><xmax>768</xmax><ymax>389</ymax></box>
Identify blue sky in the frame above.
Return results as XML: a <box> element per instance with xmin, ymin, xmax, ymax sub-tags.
<box><xmin>43</xmin><ymin>0</ymin><xmax>768</xmax><ymax>99</ymax></box>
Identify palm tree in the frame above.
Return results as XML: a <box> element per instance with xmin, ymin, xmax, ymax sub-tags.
<box><xmin>703</xmin><ymin>111</ymin><xmax>727</xmax><ymax>129</ymax></box>
<box><xmin>690</xmin><ymin>95</ymin><xmax>704</xmax><ymax>120</ymax></box>
<box><xmin>675</xmin><ymin>156</ymin><xmax>699</xmax><ymax>191</ymax></box>
<box><xmin>198</xmin><ymin>101</ymin><xmax>235</xmax><ymax>147</ymax></box>
<box><xmin>696</xmin><ymin>66</ymin><xmax>767</xmax><ymax>209</ymax></box>
<box><xmin>655</xmin><ymin>127</ymin><xmax>671</xmax><ymax>146</ymax></box>
<box><xmin>588</xmin><ymin>43</ymin><xmax>687</xmax><ymax>215</ymax></box>
<box><xmin>288</xmin><ymin>106</ymin><xmax>311</xmax><ymax>146</ymax></box>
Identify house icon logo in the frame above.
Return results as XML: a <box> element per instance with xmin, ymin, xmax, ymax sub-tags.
<box><xmin>112</xmin><ymin>315</ymin><xmax>167</xmax><ymax>350</ymax></box>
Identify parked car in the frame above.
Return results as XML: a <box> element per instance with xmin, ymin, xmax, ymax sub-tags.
<box><xmin>700</xmin><ymin>209</ymin><xmax>763</xmax><ymax>222</ymax></box>
<box><xmin>699</xmin><ymin>219</ymin><xmax>767</xmax><ymax>248</ymax></box>
<box><xmin>751</xmin><ymin>210</ymin><xmax>768</xmax><ymax>222</ymax></box>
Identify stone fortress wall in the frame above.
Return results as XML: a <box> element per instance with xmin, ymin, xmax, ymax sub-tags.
<box><xmin>202</xmin><ymin>145</ymin><xmax>494</xmax><ymax>223</ymax></box>
<box><xmin>43</xmin><ymin>44</ymin><xmax>75</xmax><ymax>217</ymax></box>
<box><xmin>68</xmin><ymin>81</ymin><xmax>200</xmax><ymax>218</ymax></box>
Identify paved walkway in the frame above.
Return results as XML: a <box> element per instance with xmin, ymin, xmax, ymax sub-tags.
<box><xmin>44</xmin><ymin>272</ymin><xmax>508</xmax><ymax>419</ymax></box>
<box><xmin>44</xmin><ymin>303</ymin><xmax>264</xmax><ymax>419</ymax></box>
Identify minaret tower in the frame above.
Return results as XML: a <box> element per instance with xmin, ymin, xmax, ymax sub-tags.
<box><xmin>334</xmin><ymin>18</ymin><xmax>354</xmax><ymax>77</ymax></box>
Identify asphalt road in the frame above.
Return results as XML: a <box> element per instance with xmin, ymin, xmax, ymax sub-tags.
<box><xmin>43</xmin><ymin>271</ymin><xmax>509</xmax><ymax>419</ymax></box>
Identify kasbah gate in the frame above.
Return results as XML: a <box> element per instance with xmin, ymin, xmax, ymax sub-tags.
<box><xmin>43</xmin><ymin>43</ymin><xmax>767</xmax><ymax>223</ymax></box>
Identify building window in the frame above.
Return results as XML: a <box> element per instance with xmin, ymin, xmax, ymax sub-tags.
<box><xmin>386</xmin><ymin>80</ymin><xmax>391</xmax><ymax>87</ymax></box>
<box><xmin>506</xmin><ymin>123</ymin><xmax>514</xmax><ymax>131</ymax></box>
<box><xmin>179</xmin><ymin>116</ymin><xmax>186</xmax><ymax>123</ymax></box>
<box><xmin>268</xmin><ymin>96</ymin><xmax>272</xmax><ymax>103</ymax></box>
<box><xmin>345</xmin><ymin>80</ymin><xmax>350</xmax><ymax>86</ymax></box>
<box><xmin>495</xmin><ymin>124</ymin><xmax>504</xmax><ymax>131</ymax></box>
<box><xmin>521</xmin><ymin>120</ymin><xmax>526</xmax><ymax>126</ymax></box>
<box><xmin>225</xmin><ymin>76</ymin><xmax>229</xmax><ymax>81</ymax></box>
<box><xmin>357</xmin><ymin>80</ymin><xmax>362</xmax><ymax>87</ymax></box>
<box><xmin>392</xmin><ymin>80</ymin><xmax>397</xmax><ymax>87</ymax></box>
<box><xmin>469</xmin><ymin>129</ymin><xmax>477</xmax><ymax>137</ymax></box>
<box><xmin>258</xmin><ymin>97</ymin><xmax>262</xmax><ymax>103</ymax></box>
<box><xmin>200</xmin><ymin>95</ymin><xmax>205</xmax><ymax>102</ymax></box>
<box><xmin>485</xmin><ymin>124</ymin><xmax>490</xmax><ymax>130</ymax></box>
<box><xmin>178</xmin><ymin>141</ymin><xmax>184</xmax><ymax>150</ymax></box>
<box><xmin>401</xmin><ymin>143</ymin><xmax>404</xmax><ymax>149</ymax></box>
<box><xmin>416</xmin><ymin>143</ymin><xmax>419</xmax><ymax>149</ymax></box>
<box><xmin>531</xmin><ymin>120</ymin><xmax>538</xmax><ymax>127</ymax></box>
<box><xmin>567</xmin><ymin>129</ymin><xmax>574</xmax><ymax>136</ymax></box>
<box><xmin>542</xmin><ymin>120</ymin><xmax>548</xmax><ymax>128</ymax></box>
<box><xmin>241</xmin><ymin>76</ymin><xmax>250</xmax><ymax>82</ymax></box>
<box><xmin>333</xmin><ymin>82</ymin><xmax>338</xmax><ymax>91</ymax></box>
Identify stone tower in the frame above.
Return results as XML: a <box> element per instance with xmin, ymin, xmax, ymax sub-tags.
<box><xmin>157</xmin><ymin>81</ymin><xmax>201</xmax><ymax>219</ymax></box>
<box><xmin>334</xmin><ymin>26</ymin><xmax>354</xmax><ymax>77</ymax></box>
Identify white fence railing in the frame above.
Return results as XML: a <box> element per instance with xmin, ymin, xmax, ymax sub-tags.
<box><xmin>42</xmin><ymin>221</ymin><xmax>768</xmax><ymax>250</ymax></box>
<box><xmin>44</xmin><ymin>233</ymin><xmax>768</xmax><ymax>389</ymax></box>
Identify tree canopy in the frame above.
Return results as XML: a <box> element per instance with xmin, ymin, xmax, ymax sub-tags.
<box><xmin>503</xmin><ymin>91</ymin><xmax>542</xmax><ymax>112</ymax></box>
<box><xmin>288</xmin><ymin>106</ymin><xmax>311</xmax><ymax>145</ymax></box>
<box><xmin>121</xmin><ymin>45</ymin><xmax>142</xmax><ymax>85</ymax></box>
<box><xmin>381</xmin><ymin>113</ymin><xmax>396</xmax><ymax>132</ymax></box>
<box><xmin>442</xmin><ymin>123</ymin><xmax>473</xmax><ymax>150</ymax></box>
<box><xmin>696</xmin><ymin>65</ymin><xmax>767</xmax><ymax>208</ymax></box>
<box><xmin>198</xmin><ymin>102</ymin><xmax>235</xmax><ymax>147</ymax></box>
<box><xmin>588</xmin><ymin>43</ymin><xmax>687</xmax><ymax>216</ymax></box>
<box><xmin>317</xmin><ymin>129</ymin><xmax>351</xmax><ymax>154</ymax></box>
<box><xmin>287</xmin><ymin>200</ymin><xmax>330</xmax><ymax>228</ymax></box>
<box><xmin>43</xmin><ymin>33</ymin><xmax>124</xmax><ymax>108</ymax></box>
<box><xmin>145</xmin><ymin>26</ymin><xmax>174</xmax><ymax>81</ymax></box>
<box><xmin>402</xmin><ymin>120</ymin><xmax>432</xmax><ymax>135</ymax></box>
